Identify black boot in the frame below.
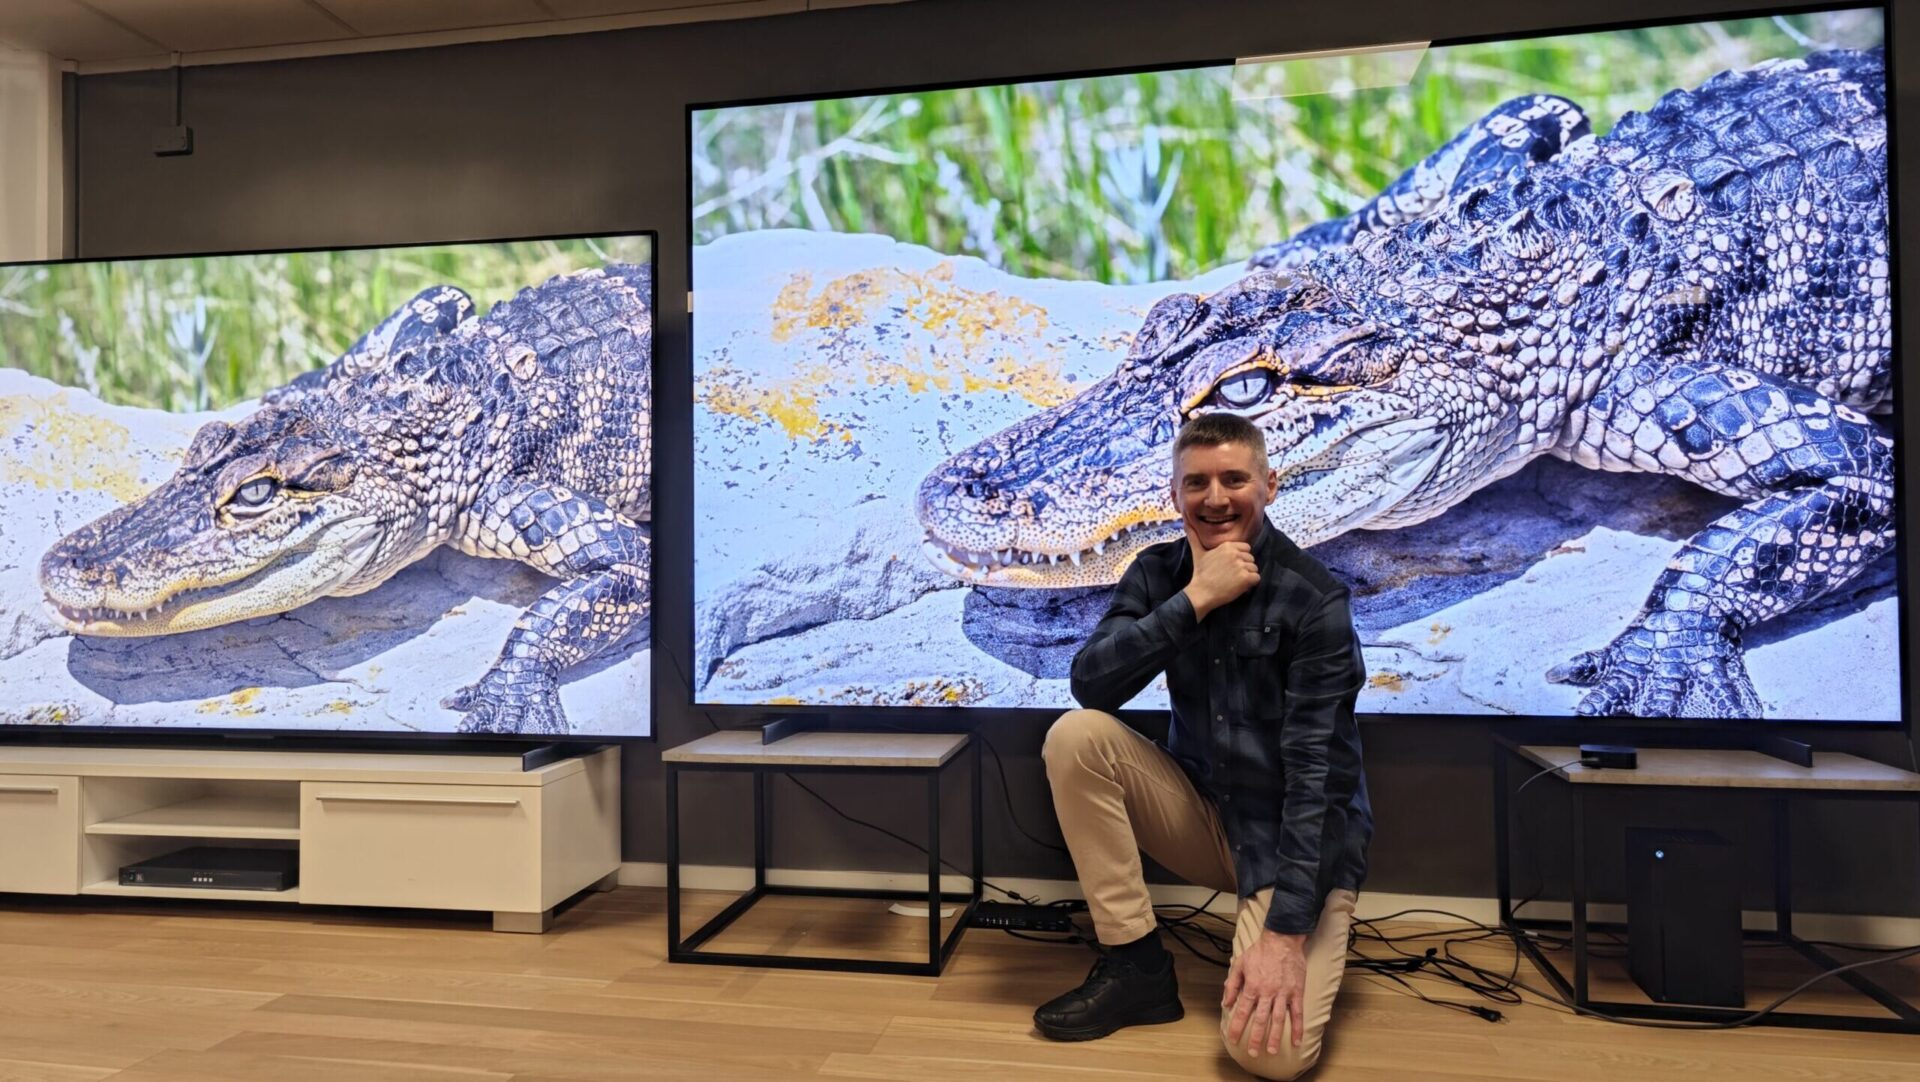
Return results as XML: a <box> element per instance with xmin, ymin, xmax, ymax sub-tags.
<box><xmin>1033</xmin><ymin>947</ymin><xmax>1182</xmax><ymax>1041</ymax></box>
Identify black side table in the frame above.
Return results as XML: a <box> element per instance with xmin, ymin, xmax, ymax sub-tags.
<box><xmin>662</xmin><ymin>729</ymin><xmax>982</xmax><ymax>976</ymax></box>
<box><xmin>1493</xmin><ymin>734</ymin><xmax>1920</xmax><ymax>1033</ymax></box>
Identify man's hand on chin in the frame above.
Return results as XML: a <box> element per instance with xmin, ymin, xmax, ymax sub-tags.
<box><xmin>1222</xmin><ymin>928</ymin><xmax>1310</xmax><ymax>1057</ymax></box>
<box><xmin>1181</xmin><ymin>524</ymin><xmax>1261</xmax><ymax>622</ymax></box>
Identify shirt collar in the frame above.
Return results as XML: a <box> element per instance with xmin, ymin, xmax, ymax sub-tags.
<box><xmin>1248</xmin><ymin>513</ymin><xmax>1276</xmax><ymax>563</ymax></box>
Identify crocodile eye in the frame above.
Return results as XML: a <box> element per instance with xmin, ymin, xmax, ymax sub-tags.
<box><xmin>231</xmin><ymin>477</ymin><xmax>279</xmax><ymax>510</ymax></box>
<box><xmin>1211</xmin><ymin>369</ymin><xmax>1275</xmax><ymax>409</ymax></box>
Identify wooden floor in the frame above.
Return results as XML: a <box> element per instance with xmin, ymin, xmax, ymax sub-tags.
<box><xmin>0</xmin><ymin>887</ymin><xmax>1915</xmax><ymax>1081</ymax></box>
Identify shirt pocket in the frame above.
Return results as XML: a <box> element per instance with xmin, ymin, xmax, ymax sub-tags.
<box><xmin>1232</xmin><ymin>623</ymin><xmax>1289</xmax><ymax>719</ymax></box>
<box><xmin>1234</xmin><ymin>623</ymin><xmax>1283</xmax><ymax>659</ymax></box>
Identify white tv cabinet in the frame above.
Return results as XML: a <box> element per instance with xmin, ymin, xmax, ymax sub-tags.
<box><xmin>0</xmin><ymin>744</ymin><xmax>621</xmax><ymax>933</ymax></box>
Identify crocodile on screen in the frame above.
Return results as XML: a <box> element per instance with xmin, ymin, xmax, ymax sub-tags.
<box><xmin>39</xmin><ymin>263</ymin><xmax>654</xmax><ymax>735</ymax></box>
<box><xmin>919</xmin><ymin>49</ymin><xmax>1892</xmax><ymax>719</ymax></box>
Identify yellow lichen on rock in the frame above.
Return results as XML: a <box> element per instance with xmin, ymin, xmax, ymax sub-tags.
<box><xmin>196</xmin><ymin>686</ymin><xmax>266</xmax><ymax>716</ymax></box>
<box><xmin>698</xmin><ymin>361</ymin><xmax>846</xmax><ymax>442</ymax></box>
<box><xmin>0</xmin><ymin>391</ymin><xmax>153</xmax><ymax>502</ymax></box>
<box><xmin>907</xmin><ymin>263</ymin><xmax>1049</xmax><ymax>348</ymax></box>
<box><xmin>1368</xmin><ymin>672</ymin><xmax>1406</xmax><ymax>693</ymax></box>
<box><xmin>769</xmin><ymin>263</ymin><xmax>1048</xmax><ymax>349</ymax></box>
<box><xmin>716</xmin><ymin>263</ymin><xmax>1082</xmax><ymax>442</ymax></box>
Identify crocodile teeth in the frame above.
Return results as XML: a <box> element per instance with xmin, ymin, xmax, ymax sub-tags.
<box><xmin>1092</xmin><ymin>541</ymin><xmax>1106</xmax><ymax>555</ymax></box>
<box><xmin>1068</xmin><ymin>552</ymin><xmax>1082</xmax><ymax>566</ymax></box>
<box><xmin>996</xmin><ymin>550</ymin><xmax>1011</xmax><ymax>566</ymax></box>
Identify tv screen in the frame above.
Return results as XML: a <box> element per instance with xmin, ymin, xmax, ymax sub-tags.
<box><xmin>691</xmin><ymin>7</ymin><xmax>1900</xmax><ymax>725</ymax></box>
<box><xmin>0</xmin><ymin>233</ymin><xmax>655</xmax><ymax>739</ymax></box>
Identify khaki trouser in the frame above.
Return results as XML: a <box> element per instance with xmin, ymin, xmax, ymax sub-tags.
<box><xmin>1043</xmin><ymin>708</ymin><xmax>1357</xmax><ymax>1081</ymax></box>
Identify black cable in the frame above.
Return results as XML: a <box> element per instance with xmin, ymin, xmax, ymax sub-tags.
<box><xmin>664</xmin><ymin>648</ymin><xmax>1043</xmax><ymax>906</ymax></box>
<box><xmin>1504</xmin><ymin>946</ymin><xmax>1920</xmax><ymax>1030</ymax></box>
<box><xmin>780</xmin><ymin>771</ymin><xmax>1036</xmax><ymax>903</ymax></box>
<box><xmin>1346</xmin><ymin>906</ymin><xmax>1920</xmax><ymax>1030</ymax></box>
<box><xmin>1516</xmin><ymin>758</ymin><xmax>1583</xmax><ymax>797</ymax></box>
<box><xmin>1349</xmin><ymin>915</ymin><xmax>1525</xmax><ymax>1009</ymax></box>
<box><xmin>975</xmin><ymin>730</ymin><xmax>1073</xmax><ymax>856</ymax></box>
<box><xmin>1508</xmin><ymin>759</ymin><xmax>1582</xmax><ymax>922</ymax></box>
<box><xmin>1004</xmin><ymin>927</ymin><xmax>1087</xmax><ymax>945</ymax></box>
<box><xmin>1160</xmin><ymin>918</ymin><xmax>1232</xmax><ymax>966</ymax></box>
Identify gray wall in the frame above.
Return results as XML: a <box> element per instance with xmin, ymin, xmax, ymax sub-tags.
<box><xmin>71</xmin><ymin>0</ymin><xmax>1920</xmax><ymax>915</ymax></box>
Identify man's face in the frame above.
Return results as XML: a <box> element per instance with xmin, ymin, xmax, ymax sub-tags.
<box><xmin>1171</xmin><ymin>440</ymin><xmax>1278</xmax><ymax>551</ymax></box>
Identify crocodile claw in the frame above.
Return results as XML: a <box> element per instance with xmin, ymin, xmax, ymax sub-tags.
<box><xmin>1546</xmin><ymin>619</ymin><xmax>1762</xmax><ymax>720</ymax></box>
<box><xmin>443</xmin><ymin>666</ymin><xmax>569</xmax><ymax>735</ymax></box>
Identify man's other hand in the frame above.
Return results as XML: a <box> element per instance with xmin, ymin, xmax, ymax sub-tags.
<box><xmin>1222</xmin><ymin>929</ymin><xmax>1309</xmax><ymax>1057</ymax></box>
<box><xmin>1182</xmin><ymin>533</ymin><xmax>1260</xmax><ymax>621</ymax></box>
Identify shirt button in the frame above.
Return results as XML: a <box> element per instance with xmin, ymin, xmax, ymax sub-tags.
<box><xmin>1216</xmin><ymin>714</ymin><xmax>1224</xmax><ymax>721</ymax></box>
<box><xmin>1220</xmin><ymin>793</ymin><xmax>1232</xmax><ymax>804</ymax></box>
<box><xmin>1264</xmin><ymin>625</ymin><xmax>1273</xmax><ymax>632</ymax></box>
<box><xmin>1214</xmin><ymin>658</ymin><xmax>1222</xmax><ymax>666</ymax></box>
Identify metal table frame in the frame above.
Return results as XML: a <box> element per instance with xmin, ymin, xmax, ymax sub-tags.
<box><xmin>1493</xmin><ymin>733</ymin><xmax>1920</xmax><ymax>1033</ymax></box>
<box><xmin>666</xmin><ymin>736</ymin><xmax>982</xmax><ymax>976</ymax></box>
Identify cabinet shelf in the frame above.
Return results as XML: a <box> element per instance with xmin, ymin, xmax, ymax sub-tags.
<box><xmin>86</xmin><ymin>793</ymin><xmax>300</xmax><ymax>839</ymax></box>
<box><xmin>81</xmin><ymin>880</ymin><xmax>300</xmax><ymax>902</ymax></box>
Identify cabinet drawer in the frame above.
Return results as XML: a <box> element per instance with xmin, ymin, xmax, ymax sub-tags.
<box><xmin>0</xmin><ymin>775</ymin><xmax>79</xmax><ymax>893</ymax></box>
<box><xmin>300</xmin><ymin>783</ymin><xmax>541</xmax><ymax>911</ymax></box>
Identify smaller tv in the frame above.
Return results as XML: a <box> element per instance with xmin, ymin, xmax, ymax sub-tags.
<box><xmin>0</xmin><ymin>232</ymin><xmax>655</xmax><ymax>740</ymax></box>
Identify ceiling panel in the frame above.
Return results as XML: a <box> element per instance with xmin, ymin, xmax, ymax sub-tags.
<box><xmin>0</xmin><ymin>0</ymin><xmax>165</xmax><ymax>61</ymax></box>
<box><xmin>0</xmin><ymin>0</ymin><xmax>911</xmax><ymax>65</ymax></box>
<box><xmin>537</xmin><ymin>0</ymin><xmax>768</xmax><ymax>19</ymax></box>
<box><xmin>314</xmin><ymin>0</ymin><xmax>551</xmax><ymax>38</ymax></box>
<box><xmin>84</xmin><ymin>0</ymin><xmax>356</xmax><ymax>53</ymax></box>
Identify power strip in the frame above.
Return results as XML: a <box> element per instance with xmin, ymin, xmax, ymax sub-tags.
<box><xmin>970</xmin><ymin>901</ymin><xmax>1077</xmax><ymax>933</ymax></box>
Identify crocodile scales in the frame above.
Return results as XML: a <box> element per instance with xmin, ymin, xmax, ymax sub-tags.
<box><xmin>39</xmin><ymin>263</ymin><xmax>653</xmax><ymax>735</ymax></box>
<box><xmin>917</xmin><ymin>48</ymin><xmax>1893</xmax><ymax>719</ymax></box>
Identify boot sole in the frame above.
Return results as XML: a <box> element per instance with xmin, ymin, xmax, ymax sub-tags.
<box><xmin>1033</xmin><ymin>1001</ymin><xmax>1186</xmax><ymax>1042</ymax></box>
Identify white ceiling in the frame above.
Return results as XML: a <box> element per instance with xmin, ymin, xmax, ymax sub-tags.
<box><xmin>0</xmin><ymin>0</ymin><xmax>906</xmax><ymax>71</ymax></box>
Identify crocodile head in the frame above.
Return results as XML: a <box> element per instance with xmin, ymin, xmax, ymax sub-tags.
<box><xmin>40</xmin><ymin>398</ymin><xmax>451</xmax><ymax>637</ymax></box>
<box><xmin>918</xmin><ymin>269</ymin><xmax>1448</xmax><ymax>587</ymax></box>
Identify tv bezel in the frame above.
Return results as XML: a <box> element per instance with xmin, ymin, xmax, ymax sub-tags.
<box><xmin>0</xmin><ymin>227</ymin><xmax>661</xmax><ymax>745</ymax></box>
<box><xmin>683</xmin><ymin>2</ymin><xmax>1909</xmax><ymax>734</ymax></box>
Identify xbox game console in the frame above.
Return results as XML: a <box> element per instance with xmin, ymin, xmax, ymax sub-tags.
<box><xmin>119</xmin><ymin>846</ymin><xmax>298</xmax><ymax>891</ymax></box>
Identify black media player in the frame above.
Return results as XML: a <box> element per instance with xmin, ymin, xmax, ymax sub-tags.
<box><xmin>119</xmin><ymin>846</ymin><xmax>298</xmax><ymax>891</ymax></box>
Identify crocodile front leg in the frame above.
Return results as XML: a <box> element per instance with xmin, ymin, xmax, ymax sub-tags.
<box><xmin>1547</xmin><ymin>362</ymin><xmax>1894</xmax><ymax>718</ymax></box>
<box><xmin>447</xmin><ymin>478</ymin><xmax>651</xmax><ymax>734</ymax></box>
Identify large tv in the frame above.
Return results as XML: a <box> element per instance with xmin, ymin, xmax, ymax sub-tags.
<box><xmin>690</xmin><ymin>7</ymin><xmax>1901</xmax><ymax>726</ymax></box>
<box><xmin>0</xmin><ymin>233</ymin><xmax>655</xmax><ymax>740</ymax></box>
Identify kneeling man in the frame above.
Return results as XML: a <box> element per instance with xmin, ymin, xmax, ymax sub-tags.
<box><xmin>1035</xmin><ymin>412</ymin><xmax>1372</xmax><ymax>1080</ymax></box>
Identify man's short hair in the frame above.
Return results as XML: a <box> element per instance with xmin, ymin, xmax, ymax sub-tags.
<box><xmin>1173</xmin><ymin>411</ymin><xmax>1268</xmax><ymax>464</ymax></box>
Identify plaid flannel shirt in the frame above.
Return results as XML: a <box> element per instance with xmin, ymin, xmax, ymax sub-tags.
<box><xmin>1068</xmin><ymin>518</ymin><xmax>1373</xmax><ymax>935</ymax></box>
